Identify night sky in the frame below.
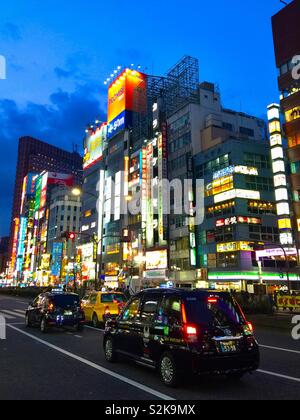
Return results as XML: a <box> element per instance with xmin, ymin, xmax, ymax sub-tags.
<box><xmin>0</xmin><ymin>0</ymin><xmax>285</xmax><ymax>237</ymax></box>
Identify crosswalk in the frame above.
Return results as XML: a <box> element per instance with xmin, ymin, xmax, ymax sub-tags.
<box><xmin>0</xmin><ymin>309</ymin><xmax>25</xmax><ymax>320</ymax></box>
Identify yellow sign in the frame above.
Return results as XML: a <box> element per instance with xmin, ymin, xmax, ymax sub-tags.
<box><xmin>278</xmin><ymin>219</ymin><xmax>292</xmax><ymax>230</ymax></box>
<box><xmin>285</xmin><ymin>107</ymin><xmax>300</xmax><ymax>123</ymax></box>
<box><xmin>277</xmin><ymin>295</ymin><xmax>300</xmax><ymax>310</ymax></box>
<box><xmin>217</xmin><ymin>241</ymin><xmax>254</xmax><ymax>253</ymax></box>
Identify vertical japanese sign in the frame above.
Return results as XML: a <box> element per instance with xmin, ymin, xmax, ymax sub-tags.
<box><xmin>158</xmin><ymin>124</ymin><xmax>168</xmax><ymax>246</ymax></box>
<box><xmin>146</xmin><ymin>143</ymin><xmax>154</xmax><ymax>248</ymax></box>
<box><xmin>51</xmin><ymin>243</ymin><xmax>64</xmax><ymax>277</ymax></box>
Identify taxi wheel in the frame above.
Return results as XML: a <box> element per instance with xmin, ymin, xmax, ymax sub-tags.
<box><xmin>25</xmin><ymin>314</ymin><xmax>32</xmax><ymax>328</ymax></box>
<box><xmin>92</xmin><ymin>313</ymin><xmax>99</xmax><ymax>328</ymax></box>
<box><xmin>104</xmin><ymin>337</ymin><xmax>118</xmax><ymax>363</ymax></box>
<box><xmin>159</xmin><ymin>352</ymin><xmax>181</xmax><ymax>388</ymax></box>
<box><xmin>40</xmin><ymin>318</ymin><xmax>48</xmax><ymax>334</ymax></box>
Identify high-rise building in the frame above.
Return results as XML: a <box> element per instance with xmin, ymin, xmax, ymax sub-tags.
<box><xmin>272</xmin><ymin>0</ymin><xmax>300</xmax><ymax>246</ymax></box>
<box><xmin>9</xmin><ymin>136</ymin><xmax>83</xmax><ymax>269</ymax></box>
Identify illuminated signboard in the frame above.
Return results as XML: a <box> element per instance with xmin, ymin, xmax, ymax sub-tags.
<box><xmin>34</xmin><ymin>175</ymin><xmax>42</xmax><ymax>212</ymax></box>
<box><xmin>16</xmin><ymin>217</ymin><xmax>28</xmax><ymax>272</ymax></box>
<box><xmin>256</xmin><ymin>248</ymin><xmax>297</xmax><ymax>259</ymax></box>
<box><xmin>50</xmin><ymin>243</ymin><xmax>63</xmax><ymax>277</ymax></box>
<box><xmin>214</xmin><ymin>189</ymin><xmax>260</xmax><ymax>204</ymax></box>
<box><xmin>83</xmin><ymin>124</ymin><xmax>107</xmax><ymax>169</ymax></box>
<box><xmin>285</xmin><ymin>106</ymin><xmax>300</xmax><ymax>123</ymax></box>
<box><xmin>278</xmin><ymin>219</ymin><xmax>292</xmax><ymax>230</ymax></box>
<box><xmin>107</xmin><ymin>69</ymin><xmax>147</xmax><ymax>139</ymax></box>
<box><xmin>107</xmin><ymin>111</ymin><xmax>126</xmax><ymax>139</ymax></box>
<box><xmin>146</xmin><ymin>250</ymin><xmax>168</xmax><ymax>271</ymax></box>
<box><xmin>213</xmin><ymin>166</ymin><xmax>258</xmax><ymax>180</ymax></box>
<box><xmin>208</xmin><ymin>271</ymin><xmax>298</xmax><ymax>282</ymax></box>
<box><xmin>216</xmin><ymin>216</ymin><xmax>261</xmax><ymax>227</ymax></box>
<box><xmin>217</xmin><ymin>241</ymin><xmax>254</xmax><ymax>253</ymax></box>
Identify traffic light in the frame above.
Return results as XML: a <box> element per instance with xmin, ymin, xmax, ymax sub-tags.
<box><xmin>66</xmin><ymin>232</ymin><xmax>76</xmax><ymax>241</ymax></box>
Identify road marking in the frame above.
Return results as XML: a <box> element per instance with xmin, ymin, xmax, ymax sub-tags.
<box><xmin>85</xmin><ymin>325</ymin><xmax>105</xmax><ymax>333</ymax></box>
<box><xmin>1</xmin><ymin>310</ymin><xmax>24</xmax><ymax>318</ymax></box>
<box><xmin>14</xmin><ymin>309</ymin><xmax>25</xmax><ymax>314</ymax></box>
<box><xmin>7</xmin><ymin>325</ymin><xmax>175</xmax><ymax>401</ymax></box>
<box><xmin>0</xmin><ymin>313</ymin><xmax>15</xmax><ymax>320</ymax></box>
<box><xmin>258</xmin><ymin>370</ymin><xmax>300</xmax><ymax>383</ymax></box>
<box><xmin>74</xmin><ymin>335</ymin><xmax>82</xmax><ymax>339</ymax></box>
<box><xmin>260</xmin><ymin>344</ymin><xmax>300</xmax><ymax>355</ymax></box>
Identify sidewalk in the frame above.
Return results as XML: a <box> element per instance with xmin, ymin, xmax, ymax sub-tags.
<box><xmin>248</xmin><ymin>312</ymin><xmax>297</xmax><ymax>331</ymax></box>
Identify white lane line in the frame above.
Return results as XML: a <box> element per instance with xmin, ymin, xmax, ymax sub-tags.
<box><xmin>260</xmin><ymin>344</ymin><xmax>300</xmax><ymax>355</ymax></box>
<box><xmin>0</xmin><ymin>313</ymin><xmax>15</xmax><ymax>320</ymax></box>
<box><xmin>74</xmin><ymin>335</ymin><xmax>83</xmax><ymax>339</ymax></box>
<box><xmin>7</xmin><ymin>325</ymin><xmax>175</xmax><ymax>401</ymax></box>
<box><xmin>1</xmin><ymin>310</ymin><xmax>24</xmax><ymax>318</ymax></box>
<box><xmin>258</xmin><ymin>370</ymin><xmax>300</xmax><ymax>384</ymax></box>
<box><xmin>13</xmin><ymin>309</ymin><xmax>26</xmax><ymax>314</ymax></box>
<box><xmin>85</xmin><ymin>325</ymin><xmax>105</xmax><ymax>333</ymax></box>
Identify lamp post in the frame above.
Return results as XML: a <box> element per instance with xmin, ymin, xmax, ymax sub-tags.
<box><xmin>256</xmin><ymin>242</ymin><xmax>296</xmax><ymax>294</ymax></box>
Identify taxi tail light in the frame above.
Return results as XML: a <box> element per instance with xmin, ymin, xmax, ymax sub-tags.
<box><xmin>247</xmin><ymin>322</ymin><xmax>254</xmax><ymax>333</ymax></box>
<box><xmin>181</xmin><ymin>303</ymin><xmax>199</xmax><ymax>341</ymax></box>
<box><xmin>185</xmin><ymin>325</ymin><xmax>198</xmax><ymax>336</ymax></box>
<box><xmin>208</xmin><ymin>297</ymin><xmax>218</xmax><ymax>304</ymax></box>
<box><xmin>105</xmin><ymin>306</ymin><xmax>110</xmax><ymax>315</ymax></box>
<box><xmin>48</xmin><ymin>303</ymin><xmax>54</xmax><ymax>312</ymax></box>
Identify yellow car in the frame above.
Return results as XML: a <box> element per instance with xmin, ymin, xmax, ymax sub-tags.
<box><xmin>81</xmin><ymin>292</ymin><xmax>127</xmax><ymax>327</ymax></box>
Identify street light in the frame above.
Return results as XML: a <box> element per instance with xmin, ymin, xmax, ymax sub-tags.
<box><xmin>255</xmin><ymin>242</ymin><xmax>297</xmax><ymax>293</ymax></box>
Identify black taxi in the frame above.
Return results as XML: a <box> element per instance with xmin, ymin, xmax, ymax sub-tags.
<box><xmin>103</xmin><ymin>288</ymin><xmax>260</xmax><ymax>387</ymax></box>
<box><xmin>25</xmin><ymin>290</ymin><xmax>85</xmax><ymax>333</ymax></box>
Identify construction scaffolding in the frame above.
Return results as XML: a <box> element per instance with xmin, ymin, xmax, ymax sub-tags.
<box><xmin>131</xmin><ymin>56</ymin><xmax>200</xmax><ymax>145</ymax></box>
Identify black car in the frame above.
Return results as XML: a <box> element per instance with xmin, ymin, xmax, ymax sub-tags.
<box><xmin>25</xmin><ymin>291</ymin><xmax>85</xmax><ymax>333</ymax></box>
<box><xmin>103</xmin><ymin>288</ymin><xmax>260</xmax><ymax>387</ymax></box>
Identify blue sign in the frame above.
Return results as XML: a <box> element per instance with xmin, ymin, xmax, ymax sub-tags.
<box><xmin>107</xmin><ymin>110</ymin><xmax>134</xmax><ymax>140</ymax></box>
<box><xmin>51</xmin><ymin>243</ymin><xmax>63</xmax><ymax>277</ymax></box>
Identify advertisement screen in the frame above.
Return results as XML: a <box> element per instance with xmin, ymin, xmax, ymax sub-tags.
<box><xmin>83</xmin><ymin>124</ymin><xmax>107</xmax><ymax>169</ymax></box>
<box><xmin>107</xmin><ymin>69</ymin><xmax>147</xmax><ymax>137</ymax></box>
<box><xmin>146</xmin><ymin>250</ymin><xmax>168</xmax><ymax>271</ymax></box>
<box><xmin>47</xmin><ymin>172</ymin><xmax>74</xmax><ymax>187</ymax></box>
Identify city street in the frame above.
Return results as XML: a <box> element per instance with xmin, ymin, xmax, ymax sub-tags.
<box><xmin>1</xmin><ymin>295</ymin><xmax>300</xmax><ymax>401</ymax></box>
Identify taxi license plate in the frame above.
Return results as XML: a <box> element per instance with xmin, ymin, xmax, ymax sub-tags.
<box><xmin>64</xmin><ymin>311</ymin><xmax>73</xmax><ymax>316</ymax></box>
<box><xmin>219</xmin><ymin>341</ymin><xmax>237</xmax><ymax>353</ymax></box>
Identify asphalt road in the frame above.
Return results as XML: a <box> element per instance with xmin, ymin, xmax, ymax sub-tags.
<box><xmin>1</xmin><ymin>295</ymin><xmax>300</xmax><ymax>400</ymax></box>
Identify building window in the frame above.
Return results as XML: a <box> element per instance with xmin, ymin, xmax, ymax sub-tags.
<box><xmin>249</xmin><ymin>225</ymin><xmax>279</xmax><ymax>242</ymax></box>
<box><xmin>217</xmin><ymin>253</ymin><xmax>238</xmax><ymax>268</ymax></box>
<box><xmin>206</xmin><ymin>201</ymin><xmax>235</xmax><ymax>218</ymax></box>
<box><xmin>245</xmin><ymin>176</ymin><xmax>273</xmax><ymax>192</ymax></box>
<box><xmin>240</xmin><ymin>127</ymin><xmax>254</xmax><ymax>137</ymax></box>
<box><xmin>248</xmin><ymin>200</ymin><xmax>276</xmax><ymax>215</ymax></box>
<box><xmin>197</xmin><ymin>154</ymin><xmax>231</xmax><ymax>178</ymax></box>
<box><xmin>244</xmin><ymin>153</ymin><xmax>271</xmax><ymax>170</ymax></box>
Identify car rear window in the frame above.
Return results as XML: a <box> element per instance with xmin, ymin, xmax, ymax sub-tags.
<box><xmin>184</xmin><ymin>295</ymin><xmax>244</xmax><ymax>327</ymax></box>
<box><xmin>51</xmin><ymin>295</ymin><xmax>80</xmax><ymax>308</ymax></box>
<box><xmin>101</xmin><ymin>294</ymin><xmax>126</xmax><ymax>303</ymax></box>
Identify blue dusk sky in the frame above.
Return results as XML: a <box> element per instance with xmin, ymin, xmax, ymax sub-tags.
<box><xmin>0</xmin><ymin>0</ymin><xmax>286</xmax><ymax>237</ymax></box>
